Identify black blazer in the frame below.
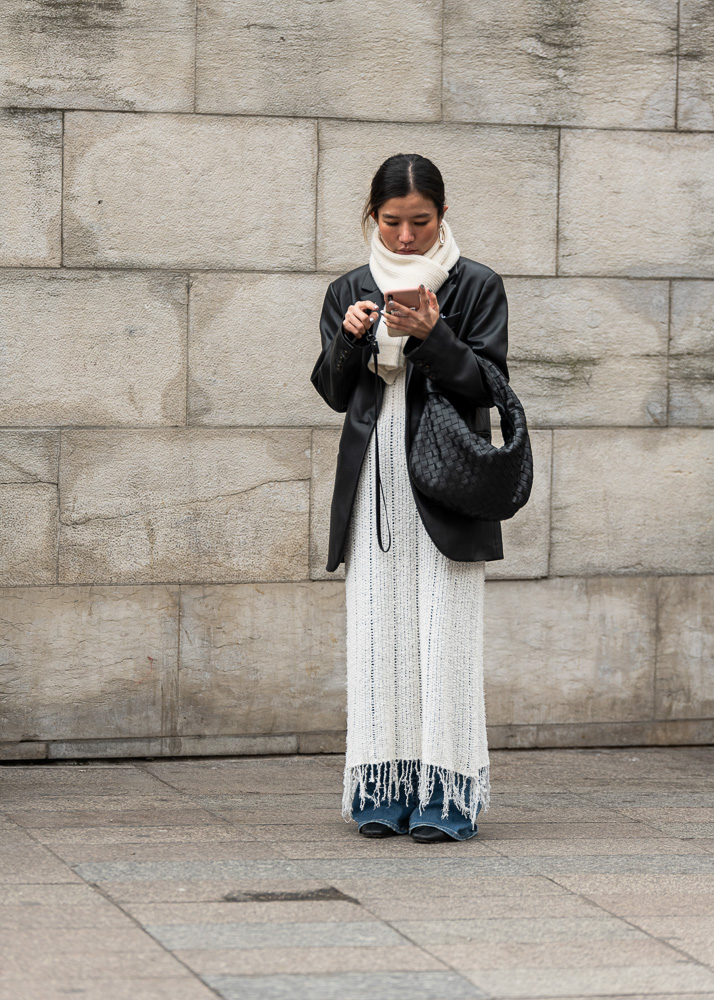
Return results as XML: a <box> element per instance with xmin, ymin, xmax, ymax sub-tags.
<box><xmin>310</xmin><ymin>255</ymin><xmax>510</xmax><ymax>573</ymax></box>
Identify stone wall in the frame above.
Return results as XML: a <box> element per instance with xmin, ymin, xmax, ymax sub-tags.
<box><xmin>1</xmin><ymin>0</ymin><xmax>712</xmax><ymax>760</ymax></box>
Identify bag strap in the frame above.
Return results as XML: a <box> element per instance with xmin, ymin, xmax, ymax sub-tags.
<box><xmin>363</xmin><ymin>327</ymin><xmax>392</xmax><ymax>553</ymax></box>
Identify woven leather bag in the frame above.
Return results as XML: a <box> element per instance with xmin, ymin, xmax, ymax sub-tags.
<box><xmin>408</xmin><ymin>356</ymin><xmax>533</xmax><ymax>521</ymax></box>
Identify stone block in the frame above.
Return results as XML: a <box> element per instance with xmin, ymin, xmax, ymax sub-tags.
<box><xmin>0</xmin><ymin>110</ymin><xmax>61</xmax><ymax>266</ymax></box>
<box><xmin>47</xmin><ymin>734</ymin><xmax>300</xmax><ymax>759</ymax></box>
<box><xmin>178</xmin><ymin>581</ymin><xmax>346</xmax><ymax>736</ymax></box>
<box><xmin>669</xmin><ymin>281</ymin><xmax>714</xmax><ymax>426</ymax></box>
<box><xmin>507</xmin><ymin>278</ymin><xmax>669</xmax><ymax>427</ymax></box>
<box><xmin>59</xmin><ymin>429</ymin><xmax>311</xmax><ymax>584</ymax></box>
<box><xmin>64</xmin><ymin>113</ymin><xmax>317</xmax><ymax>270</ymax></box>
<box><xmin>655</xmin><ymin>576</ymin><xmax>714</xmax><ymax>721</ymax></box>
<box><xmin>189</xmin><ymin>272</ymin><xmax>342</xmax><ymax>427</ymax></box>
<box><xmin>679</xmin><ymin>0</ymin><xmax>714</xmax><ymax>129</ymax></box>
<box><xmin>550</xmin><ymin>429</ymin><xmax>714</xmax><ymax>575</ymax></box>
<box><xmin>0</xmin><ymin>431</ymin><xmax>60</xmax><ymax>586</ymax></box>
<box><xmin>0</xmin><ymin>742</ymin><xmax>47</xmax><ymax>761</ymax></box>
<box><xmin>0</xmin><ymin>585</ymin><xmax>179</xmax><ymax>742</ymax></box>
<box><xmin>483</xmin><ymin>577</ymin><xmax>656</xmax><ymax>726</ymax></box>
<box><xmin>0</xmin><ymin>269</ymin><xmax>186</xmax><ymax>427</ymax></box>
<box><xmin>317</xmin><ymin>122</ymin><xmax>558</xmax><ymax>275</ymax></box>
<box><xmin>559</xmin><ymin>130</ymin><xmax>714</xmax><ymax>277</ymax></box>
<box><xmin>443</xmin><ymin>0</ymin><xmax>677</xmax><ymax>128</ymax></box>
<box><xmin>310</xmin><ymin>428</ymin><xmax>344</xmax><ymax>581</ymax></box>
<box><xmin>486</xmin><ymin>429</ymin><xmax>551</xmax><ymax>580</ymax></box>
<box><xmin>0</xmin><ymin>0</ymin><xmax>194</xmax><ymax>112</ymax></box>
<box><xmin>196</xmin><ymin>0</ymin><xmax>441</xmax><ymax>121</ymax></box>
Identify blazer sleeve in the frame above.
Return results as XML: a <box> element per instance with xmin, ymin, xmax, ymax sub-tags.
<box><xmin>310</xmin><ymin>280</ymin><xmax>371</xmax><ymax>413</ymax></box>
<box><xmin>402</xmin><ymin>270</ymin><xmax>509</xmax><ymax>406</ymax></box>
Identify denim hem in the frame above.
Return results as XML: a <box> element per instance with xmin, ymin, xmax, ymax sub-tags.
<box><xmin>409</xmin><ymin>821</ymin><xmax>479</xmax><ymax>841</ymax></box>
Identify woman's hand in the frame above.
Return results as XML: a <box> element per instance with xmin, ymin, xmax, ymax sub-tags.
<box><xmin>384</xmin><ymin>285</ymin><xmax>439</xmax><ymax>341</ymax></box>
<box><xmin>343</xmin><ymin>300</ymin><xmax>380</xmax><ymax>339</ymax></box>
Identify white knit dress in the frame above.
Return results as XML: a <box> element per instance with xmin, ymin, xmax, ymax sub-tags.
<box><xmin>342</xmin><ymin>364</ymin><xmax>490</xmax><ymax>830</ymax></box>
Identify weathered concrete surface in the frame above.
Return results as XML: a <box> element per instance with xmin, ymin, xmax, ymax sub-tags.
<box><xmin>484</xmin><ymin>577</ymin><xmax>656</xmax><ymax>727</ymax></box>
<box><xmin>679</xmin><ymin>0</ymin><xmax>714</xmax><ymax>129</ymax></box>
<box><xmin>559</xmin><ymin>130</ymin><xmax>714</xmax><ymax>277</ymax></box>
<box><xmin>551</xmin><ymin>429</ymin><xmax>714</xmax><ymax>576</ymax></box>
<box><xmin>0</xmin><ymin>269</ymin><xmax>187</xmax><ymax>427</ymax></box>
<box><xmin>3</xmin><ymin>750</ymin><xmax>714</xmax><ymax>999</ymax></box>
<box><xmin>0</xmin><ymin>109</ymin><xmax>61</xmax><ymax>266</ymax></box>
<box><xmin>0</xmin><ymin>431</ymin><xmax>59</xmax><ymax>586</ymax></box>
<box><xmin>63</xmin><ymin>113</ymin><xmax>317</xmax><ymax>270</ymax></box>
<box><xmin>669</xmin><ymin>280</ymin><xmax>714</xmax><ymax>426</ymax></box>
<box><xmin>317</xmin><ymin>122</ymin><xmax>558</xmax><ymax>276</ymax></box>
<box><xmin>443</xmin><ymin>0</ymin><xmax>677</xmax><ymax>129</ymax></box>
<box><xmin>58</xmin><ymin>429</ymin><xmax>311</xmax><ymax>584</ymax></box>
<box><xmin>0</xmin><ymin>0</ymin><xmax>195</xmax><ymax>112</ymax></box>
<box><xmin>196</xmin><ymin>0</ymin><xmax>441</xmax><ymax>121</ymax></box>
<box><xmin>507</xmin><ymin>278</ymin><xmax>669</xmax><ymax>427</ymax></box>
<box><xmin>656</xmin><ymin>575</ymin><xmax>714</xmax><ymax>722</ymax></box>
<box><xmin>0</xmin><ymin>585</ymin><xmax>179</xmax><ymax>742</ymax></box>
<box><xmin>178</xmin><ymin>582</ymin><xmax>346</xmax><ymax>737</ymax></box>
<box><xmin>189</xmin><ymin>272</ymin><xmax>342</xmax><ymax>428</ymax></box>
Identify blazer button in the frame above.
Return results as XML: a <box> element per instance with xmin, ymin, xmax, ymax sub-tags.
<box><xmin>423</xmin><ymin>364</ymin><xmax>431</xmax><ymax>371</ymax></box>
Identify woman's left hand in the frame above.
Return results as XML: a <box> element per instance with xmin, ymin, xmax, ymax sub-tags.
<box><xmin>383</xmin><ymin>284</ymin><xmax>439</xmax><ymax>341</ymax></box>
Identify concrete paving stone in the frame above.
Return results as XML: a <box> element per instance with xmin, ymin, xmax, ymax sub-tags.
<box><xmin>580</xmin><ymin>892</ymin><xmax>714</xmax><ymax>917</ymax></box>
<box><xmin>481</xmin><ymin>806</ymin><xmax>617</xmax><ymax>824</ymax></box>
<box><xmin>0</xmin><ymin>980</ymin><xmax>219</xmax><ymax>1000</ymax></box>
<box><xmin>583</xmin><ymin>790</ymin><xmax>714</xmax><ymax>808</ymax></box>
<box><xmin>249</xmin><ymin>823</ymin><xmax>363</xmax><ymax>843</ymax></box>
<box><xmin>31</xmin><ymin>825</ymin><xmax>257</xmax><ymax>846</ymax></box>
<box><xmin>550</xmin><ymin>873</ymin><xmax>714</xmax><ymax>895</ymax></box>
<box><xmin>330</xmin><ymin>875</ymin><xmax>570</xmax><ymax>901</ymax></box>
<box><xmin>430</xmin><ymin>937</ymin><xmax>683</xmax><ymax>971</ymax></box>
<box><xmin>614</xmin><ymin>807</ymin><xmax>714</xmax><ymax>823</ymax></box>
<box><xmin>50</xmin><ymin>842</ymin><xmax>288</xmax><ymax>864</ymax></box>
<box><xmin>622</xmin><ymin>915</ymin><xmax>714</xmax><ymax>964</ymax></box>
<box><xmin>124</xmin><ymin>900</ymin><xmax>365</xmax><ymax>925</ymax></box>
<box><xmin>464</xmin><ymin>964</ymin><xmax>714</xmax><ymax>997</ymax></box>
<box><xmin>4</xmin><ymin>807</ymin><xmax>220</xmax><ymax>828</ymax></box>
<box><xmin>481</xmin><ymin>822</ymin><xmax>666</xmax><ymax>840</ymax></box>
<box><xmin>0</xmin><ymin>883</ymin><xmax>106</xmax><ymax>905</ymax></box>
<box><xmin>513</xmin><ymin>855</ymin><xmax>714</xmax><ymax>876</ymax></box>
<box><xmin>391</xmin><ymin>916</ymin><xmax>644</xmax><ymax>945</ymax></box>
<box><xmin>145</xmin><ymin>759</ymin><xmax>336</xmax><ymax>794</ymax></box>
<box><xmin>146</xmin><ymin>919</ymin><xmax>403</xmax><ymax>950</ymax></box>
<box><xmin>0</xmin><ymin>764</ymin><xmax>160</xmax><ymax>793</ymax></box>
<box><xmin>0</xmin><ymin>902</ymin><xmax>136</xmax><ymax>929</ymax></box>
<box><xmin>72</xmin><ymin>858</ymin><xmax>525</xmax><ymax>884</ymax></box>
<box><xmin>97</xmin><ymin>878</ymin><xmax>341</xmax><ymax>904</ymax></box>
<box><xmin>275</xmin><ymin>840</ymin><xmax>501</xmax><ymax>861</ymax></box>
<box><xmin>489</xmin><ymin>839</ymin><xmax>709</xmax><ymax>859</ymax></box>
<box><xmin>0</xmin><ymin>847</ymin><xmax>80</xmax><ymax>885</ymax></box>
<box><xmin>192</xmin><ymin>792</ymin><xmax>345</xmax><ymax>811</ymax></box>
<box><xmin>363</xmin><ymin>895</ymin><xmax>603</xmax><ymax>922</ymax></box>
<box><xmin>202</xmin><ymin>970</ymin><xmax>483</xmax><ymax>1000</ymax></box>
<box><xmin>1</xmin><ymin>949</ymin><xmax>189</xmax><ymax>978</ymax></box>
<box><xmin>645</xmin><ymin>822</ymin><xmax>714</xmax><ymax>839</ymax></box>
<box><xmin>2</xmin><ymin>925</ymin><xmax>166</xmax><ymax>954</ymax></box>
<box><xmin>211</xmin><ymin>809</ymin><xmax>344</xmax><ymax>827</ymax></box>
<box><xmin>176</xmin><ymin>944</ymin><xmax>447</xmax><ymax>976</ymax></box>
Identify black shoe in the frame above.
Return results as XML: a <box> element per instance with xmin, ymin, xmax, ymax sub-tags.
<box><xmin>359</xmin><ymin>822</ymin><xmax>399</xmax><ymax>838</ymax></box>
<box><xmin>410</xmin><ymin>825</ymin><xmax>454</xmax><ymax>843</ymax></box>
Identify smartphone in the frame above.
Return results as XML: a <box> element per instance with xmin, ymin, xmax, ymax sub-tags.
<box><xmin>384</xmin><ymin>288</ymin><xmax>421</xmax><ymax>313</ymax></box>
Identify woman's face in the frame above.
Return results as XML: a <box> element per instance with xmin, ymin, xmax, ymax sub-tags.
<box><xmin>372</xmin><ymin>191</ymin><xmax>447</xmax><ymax>256</ymax></box>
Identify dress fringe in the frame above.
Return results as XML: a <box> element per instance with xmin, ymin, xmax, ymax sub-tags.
<box><xmin>342</xmin><ymin>758</ymin><xmax>490</xmax><ymax>831</ymax></box>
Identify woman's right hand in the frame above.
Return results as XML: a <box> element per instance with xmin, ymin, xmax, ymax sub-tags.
<box><xmin>343</xmin><ymin>300</ymin><xmax>380</xmax><ymax>339</ymax></box>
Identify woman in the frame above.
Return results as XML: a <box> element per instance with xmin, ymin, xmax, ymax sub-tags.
<box><xmin>310</xmin><ymin>154</ymin><xmax>509</xmax><ymax>843</ymax></box>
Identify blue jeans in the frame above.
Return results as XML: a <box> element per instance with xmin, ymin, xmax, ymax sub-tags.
<box><xmin>351</xmin><ymin>769</ymin><xmax>481</xmax><ymax>841</ymax></box>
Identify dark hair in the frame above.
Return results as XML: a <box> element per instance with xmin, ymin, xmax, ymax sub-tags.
<box><xmin>361</xmin><ymin>154</ymin><xmax>446</xmax><ymax>237</ymax></box>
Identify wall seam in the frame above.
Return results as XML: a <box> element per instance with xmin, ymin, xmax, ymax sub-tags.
<box><xmin>666</xmin><ymin>277</ymin><xmax>673</xmax><ymax>425</ymax></box>
<box><xmin>555</xmin><ymin>127</ymin><xmax>562</xmax><ymax>277</ymax></box>
<box><xmin>546</xmin><ymin>428</ymin><xmax>555</xmax><ymax>578</ymax></box>
<box><xmin>674</xmin><ymin>0</ymin><xmax>681</xmax><ymax>130</ymax></box>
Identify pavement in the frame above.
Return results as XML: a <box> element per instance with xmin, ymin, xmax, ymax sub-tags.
<box><xmin>2</xmin><ymin>746</ymin><xmax>714</xmax><ymax>1000</ymax></box>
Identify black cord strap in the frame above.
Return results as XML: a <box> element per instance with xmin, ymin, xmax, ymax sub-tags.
<box><xmin>363</xmin><ymin>327</ymin><xmax>392</xmax><ymax>553</ymax></box>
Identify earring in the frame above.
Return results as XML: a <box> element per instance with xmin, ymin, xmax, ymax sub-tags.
<box><xmin>378</xmin><ymin>229</ymin><xmax>385</xmax><ymax>245</ymax></box>
<box><xmin>439</xmin><ymin>223</ymin><xmax>445</xmax><ymax>247</ymax></box>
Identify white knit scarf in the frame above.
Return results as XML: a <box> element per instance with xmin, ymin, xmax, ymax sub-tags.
<box><xmin>368</xmin><ymin>219</ymin><xmax>460</xmax><ymax>384</ymax></box>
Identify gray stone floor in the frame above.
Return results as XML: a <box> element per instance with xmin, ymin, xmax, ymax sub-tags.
<box><xmin>2</xmin><ymin>747</ymin><xmax>714</xmax><ymax>1000</ymax></box>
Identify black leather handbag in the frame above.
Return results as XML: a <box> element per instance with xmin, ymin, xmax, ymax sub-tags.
<box><xmin>408</xmin><ymin>356</ymin><xmax>534</xmax><ymax>521</ymax></box>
